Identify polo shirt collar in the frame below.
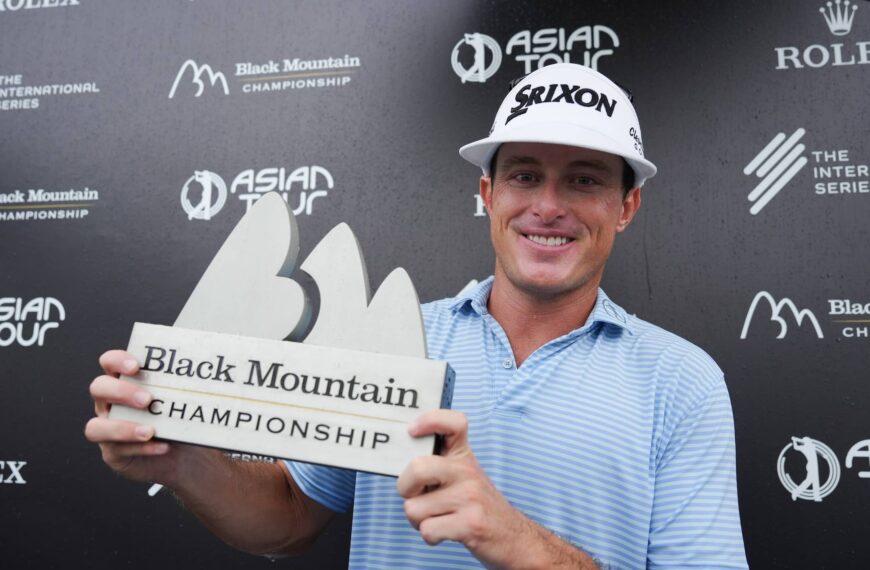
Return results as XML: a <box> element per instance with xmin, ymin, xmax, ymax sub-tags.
<box><xmin>449</xmin><ymin>276</ymin><xmax>636</xmax><ymax>335</ymax></box>
<box><xmin>450</xmin><ymin>276</ymin><xmax>495</xmax><ymax>315</ymax></box>
<box><xmin>589</xmin><ymin>289</ymin><xmax>636</xmax><ymax>335</ymax></box>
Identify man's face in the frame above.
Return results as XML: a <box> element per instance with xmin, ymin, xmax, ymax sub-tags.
<box><xmin>481</xmin><ymin>142</ymin><xmax>641</xmax><ymax>300</ymax></box>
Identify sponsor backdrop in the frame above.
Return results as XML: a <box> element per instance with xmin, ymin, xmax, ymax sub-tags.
<box><xmin>1</xmin><ymin>0</ymin><xmax>868</xmax><ymax>567</ymax></box>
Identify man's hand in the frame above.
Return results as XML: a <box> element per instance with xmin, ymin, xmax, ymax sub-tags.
<box><xmin>84</xmin><ymin>349</ymin><xmax>207</xmax><ymax>487</ymax></box>
<box><xmin>86</xmin><ymin>350</ymin><xmax>168</xmax><ymax>479</ymax></box>
<box><xmin>83</xmin><ymin>349</ymin><xmax>334</xmax><ymax>555</ymax></box>
<box><xmin>397</xmin><ymin>410</ymin><xmax>599</xmax><ymax>569</ymax></box>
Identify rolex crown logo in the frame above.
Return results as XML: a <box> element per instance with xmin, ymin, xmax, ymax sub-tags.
<box><xmin>819</xmin><ymin>0</ymin><xmax>858</xmax><ymax>36</ymax></box>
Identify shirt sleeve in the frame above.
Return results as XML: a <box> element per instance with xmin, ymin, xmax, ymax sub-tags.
<box><xmin>647</xmin><ymin>375</ymin><xmax>749</xmax><ymax>569</ymax></box>
<box><xmin>284</xmin><ymin>460</ymin><xmax>356</xmax><ymax>513</ymax></box>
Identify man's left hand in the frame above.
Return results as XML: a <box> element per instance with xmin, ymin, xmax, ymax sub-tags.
<box><xmin>397</xmin><ymin>410</ymin><xmax>598</xmax><ymax>569</ymax></box>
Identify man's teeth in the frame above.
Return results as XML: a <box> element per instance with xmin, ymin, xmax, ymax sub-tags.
<box><xmin>526</xmin><ymin>234</ymin><xmax>570</xmax><ymax>246</ymax></box>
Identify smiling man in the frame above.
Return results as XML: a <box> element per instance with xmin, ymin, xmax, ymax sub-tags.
<box><xmin>289</xmin><ymin>63</ymin><xmax>748</xmax><ymax>569</ymax></box>
<box><xmin>478</xmin><ymin>142</ymin><xmax>640</xmax><ymax>366</ymax></box>
<box><xmin>87</xmin><ymin>63</ymin><xmax>748</xmax><ymax>569</ymax></box>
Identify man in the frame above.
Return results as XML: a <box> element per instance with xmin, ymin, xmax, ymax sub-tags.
<box><xmin>86</xmin><ymin>63</ymin><xmax>748</xmax><ymax>569</ymax></box>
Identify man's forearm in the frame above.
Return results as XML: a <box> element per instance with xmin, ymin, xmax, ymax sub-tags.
<box><xmin>476</xmin><ymin>510</ymin><xmax>601</xmax><ymax>570</ymax></box>
<box><xmin>167</xmin><ymin>448</ymin><xmax>331</xmax><ymax>556</ymax></box>
<box><xmin>521</xmin><ymin>522</ymin><xmax>601</xmax><ymax>570</ymax></box>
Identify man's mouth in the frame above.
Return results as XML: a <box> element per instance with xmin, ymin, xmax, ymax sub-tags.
<box><xmin>524</xmin><ymin>234</ymin><xmax>574</xmax><ymax>247</ymax></box>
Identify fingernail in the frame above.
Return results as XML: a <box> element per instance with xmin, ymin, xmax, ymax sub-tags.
<box><xmin>134</xmin><ymin>425</ymin><xmax>154</xmax><ymax>440</ymax></box>
<box><xmin>122</xmin><ymin>359</ymin><xmax>138</xmax><ymax>374</ymax></box>
<box><xmin>133</xmin><ymin>391</ymin><xmax>151</xmax><ymax>407</ymax></box>
<box><xmin>153</xmin><ymin>442</ymin><xmax>170</xmax><ymax>454</ymax></box>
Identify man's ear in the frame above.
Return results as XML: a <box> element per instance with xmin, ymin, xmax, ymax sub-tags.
<box><xmin>479</xmin><ymin>176</ymin><xmax>493</xmax><ymax>216</ymax></box>
<box><xmin>616</xmin><ymin>187</ymin><xmax>642</xmax><ymax>232</ymax></box>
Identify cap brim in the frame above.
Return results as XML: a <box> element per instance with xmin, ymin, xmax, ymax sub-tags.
<box><xmin>459</xmin><ymin>122</ymin><xmax>657</xmax><ymax>187</ymax></box>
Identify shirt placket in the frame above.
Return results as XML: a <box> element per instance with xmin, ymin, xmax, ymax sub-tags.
<box><xmin>481</xmin><ymin>313</ymin><xmax>517</xmax><ymax>406</ymax></box>
<box><xmin>487</xmin><ymin>322</ymin><xmax>589</xmax><ymax>411</ymax></box>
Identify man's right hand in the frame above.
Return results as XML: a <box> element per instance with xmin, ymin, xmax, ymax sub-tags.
<box><xmin>84</xmin><ymin>349</ymin><xmax>205</xmax><ymax>486</ymax></box>
<box><xmin>83</xmin><ymin>349</ymin><xmax>335</xmax><ymax>556</ymax></box>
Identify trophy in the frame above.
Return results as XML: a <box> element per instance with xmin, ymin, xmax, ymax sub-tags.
<box><xmin>109</xmin><ymin>192</ymin><xmax>454</xmax><ymax>477</ymax></box>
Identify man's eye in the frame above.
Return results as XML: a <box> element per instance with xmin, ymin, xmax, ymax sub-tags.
<box><xmin>573</xmin><ymin>176</ymin><xmax>597</xmax><ymax>185</ymax></box>
<box><xmin>512</xmin><ymin>173</ymin><xmax>536</xmax><ymax>183</ymax></box>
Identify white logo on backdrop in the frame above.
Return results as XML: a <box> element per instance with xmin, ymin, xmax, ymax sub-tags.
<box><xmin>452</xmin><ymin>33</ymin><xmax>502</xmax><ymax>83</ymax></box>
<box><xmin>180</xmin><ymin>170</ymin><xmax>228</xmax><ymax>221</ymax></box>
<box><xmin>820</xmin><ymin>0</ymin><xmax>859</xmax><ymax>36</ymax></box>
<box><xmin>740</xmin><ymin>291</ymin><xmax>824</xmax><ymax>339</ymax></box>
<box><xmin>231</xmin><ymin>166</ymin><xmax>333</xmax><ymax>214</ymax></box>
<box><xmin>828</xmin><ymin>299</ymin><xmax>870</xmax><ymax>339</ymax></box>
<box><xmin>0</xmin><ymin>460</ymin><xmax>26</xmax><ymax>484</ymax></box>
<box><xmin>744</xmin><ymin>129</ymin><xmax>808</xmax><ymax>215</ymax></box>
<box><xmin>845</xmin><ymin>440</ymin><xmax>870</xmax><ymax>478</ymax></box>
<box><xmin>742</xmin><ymin>131</ymin><xmax>868</xmax><ymax>206</ymax></box>
<box><xmin>775</xmin><ymin>0</ymin><xmax>868</xmax><ymax>69</ymax></box>
<box><xmin>0</xmin><ymin>73</ymin><xmax>99</xmax><ymax>111</ymax></box>
<box><xmin>0</xmin><ymin>0</ymin><xmax>78</xmax><ymax>12</ymax></box>
<box><xmin>0</xmin><ymin>297</ymin><xmax>65</xmax><ymax>347</ymax></box>
<box><xmin>179</xmin><ymin>166</ymin><xmax>334</xmax><ymax>220</ymax></box>
<box><xmin>452</xmin><ymin>26</ymin><xmax>620</xmax><ymax>83</ymax></box>
<box><xmin>168</xmin><ymin>60</ymin><xmax>230</xmax><ymax>98</ymax></box>
<box><xmin>778</xmin><ymin>437</ymin><xmax>840</xmax><ymax>501</ymax></box>
<box><xmin>0</xmin><ymin>186</ymin><xmax>98</xmax><ymax>222</ymax></box>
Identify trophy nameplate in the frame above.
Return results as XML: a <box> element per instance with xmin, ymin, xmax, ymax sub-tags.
<box><xmin>110</xmin><ymin>192</ymin><xmax>454</xmax><ymax>477</ymax></box>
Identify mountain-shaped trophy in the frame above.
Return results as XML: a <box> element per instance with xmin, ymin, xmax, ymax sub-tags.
<box><xmin>109</xmin><ymin>192</ymin><xmax>455</xmax><ymax>477</ymax></box>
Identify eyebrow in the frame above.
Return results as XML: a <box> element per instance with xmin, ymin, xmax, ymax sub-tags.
<box><xmin>500</xmin><ymin>155</ymin><xmax>614</xmax><ymax>172</ymax></box>
<box><xmin>500</xmin><ymin>155</ymin><xmax>541</xmax><ymax>168</ymax></box>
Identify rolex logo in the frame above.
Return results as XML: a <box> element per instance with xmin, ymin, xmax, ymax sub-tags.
<box><xmin>775</xmin><ymin>0</ymin><xmax>869</xmax><ymax>69</ymax></box>
<box><xmin>820</xmin><ymin>0</ymin><xmax>858</xmax><ymax>36</ymax></box>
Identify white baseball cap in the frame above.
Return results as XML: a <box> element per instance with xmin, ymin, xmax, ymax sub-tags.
<box><xmin>459</xmin><ymin>63</ymin><xmax>657</xmax><ymax>188</ymax></box>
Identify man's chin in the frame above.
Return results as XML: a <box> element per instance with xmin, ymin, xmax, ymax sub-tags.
<box><xmin>514</xmin><ymin>274</ymin><xmax>589</xmax><ymax>299</ymax></box>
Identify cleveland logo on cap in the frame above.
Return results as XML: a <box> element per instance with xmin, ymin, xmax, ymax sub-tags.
<box><xmin>506</xmin><ymin>83</ymin><xmax>618</xmax><ymax>124</ymax></box>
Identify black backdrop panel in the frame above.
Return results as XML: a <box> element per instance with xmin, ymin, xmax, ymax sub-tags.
<box><xmin>2</xmin><ymin>1</ymin><xmax>869</xmax><ymax>568</ymax></box>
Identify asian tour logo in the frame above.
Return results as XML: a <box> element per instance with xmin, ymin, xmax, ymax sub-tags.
<box><xmin>775</xmin><ymin>0</ymin><xmax>869</xmax><ymax>70</ymax></box>
<box><xmin>0</xmin><ymin>297</ymin><xmax>65</xmax><ymax>347</ymax></box>
<box><xmin>181</xmin><ymin>170</ymin><xmax>227</xmax><ymax>220</ymax></box>
<box><xmin>180</xmin><ymin>166</ymin><xmax>333</xmax><ymax>220</ymax></box>
<box><xmin>451</xmin><ymin>26</ymin><xmax>620</xmax><ymax>83</ymax></box>
<box><xmin>778</xmin><ymin>437</ymin><xmax>840</xmax><ymax>501</ymax></box>
<box><xmin>452</xmin><ymin>33</ymin><xmax>502</xmax><ymax>83</ymax></box>
<box><xmin>846</xmin><ymin>440</ymin><xmax>870</xmax><ymax>480</ymax></box>
<box><xmin>778</xmin><ymin>437</ymin><xmax>870</xmax><ymax>502</ymax></box>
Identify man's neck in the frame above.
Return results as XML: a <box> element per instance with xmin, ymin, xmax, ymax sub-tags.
<box><xmin>487</xmin><ymin>274</ymin><xmax>600</xmax><ymax>367</ymax></box>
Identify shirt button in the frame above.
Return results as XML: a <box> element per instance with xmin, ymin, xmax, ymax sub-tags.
<box><xmin>502</xmin><ymin>358</ymin><xmax>513</xmax><ymax>369</ymax></box>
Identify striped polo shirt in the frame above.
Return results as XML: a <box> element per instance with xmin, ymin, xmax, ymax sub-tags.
<box><xmin>287</xmin><ymin>277</ymin><xmax>748</xmax><ymax>569</ymax></box>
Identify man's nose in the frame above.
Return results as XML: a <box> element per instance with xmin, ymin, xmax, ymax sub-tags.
<box><xmin>532</xmin><ymin>180</ymin><xmax>565</xmax><ymax>222</ymax></box>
